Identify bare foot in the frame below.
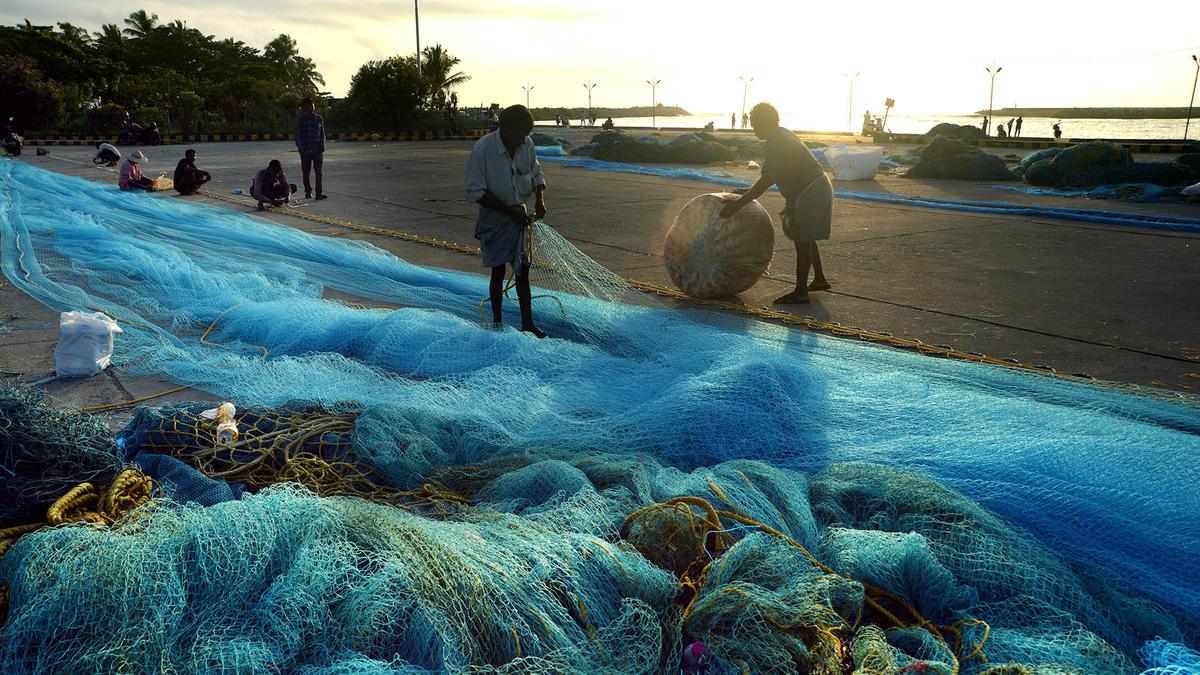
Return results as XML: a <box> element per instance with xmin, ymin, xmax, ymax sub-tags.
<box><xmin>807</xmin><ymin>280</ymin><xmax>831</xmax><ymax>292</ymax></box>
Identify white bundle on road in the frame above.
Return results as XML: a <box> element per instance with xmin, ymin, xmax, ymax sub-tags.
<box><xmin>54</xmin><ymin>311</ymin><xmax>123</xmax><ymax>377</ymax></box>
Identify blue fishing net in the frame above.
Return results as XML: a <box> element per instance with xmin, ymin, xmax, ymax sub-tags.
<box><xmin>1</xmin><ymin>158</ymin><xmax>1198</xmax><ymax>673</ymax></box>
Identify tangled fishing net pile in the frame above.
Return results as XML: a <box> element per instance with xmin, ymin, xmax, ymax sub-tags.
<box><xmin>1</xmin><ymin>159</ymin><xmax>1198</xmax><ymax>673</ymax></box>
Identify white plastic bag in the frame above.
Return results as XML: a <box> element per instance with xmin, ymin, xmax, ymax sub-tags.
<box><xmin>1183</xmin><ymin>181</ymin><xmax>1200</xmax><ymax>197</ymax></box>
<box><xmin>825</xmin><ymin>145</ymin><xmax>884</xmax><ymax>181</ymax></box>
<box><xmin>54</xmin><ymin>311</ymin><xmax>123</xmax><ymax>377</ymax></box>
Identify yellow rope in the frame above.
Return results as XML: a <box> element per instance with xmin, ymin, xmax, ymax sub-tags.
<box><xmin>75</xmin><ymin>386</ymin><xmax>192</xmax><ymax>413</ymax></box>
<box><xmin>199</xmin><ymin>304</ymin><xmax>269</xmax><ymax>361</ymax></box>
<box><xmin>0</xmin><ymin>468</ymin><xmax>155</xmax><ymax>630</ymax></box>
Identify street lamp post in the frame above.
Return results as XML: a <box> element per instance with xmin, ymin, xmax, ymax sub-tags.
<box><xmin>1186</xmin><ymin>55</ymin><xmax>1199</xmax><ymax>141</ymax></box>
<box><xmin>583</xmin><ymin>80</ymin><xmax>597</xmax><ymax>124</ymax></box>
<box><xmin>414</xmin><ymin>0</ymin><xmax>421</xmax><ymax>74</ymax></box>
<box><xmin>985</xmin><ymin>62</ymin><xmax>1003</xmax><ymax>137</ymax></box>
<box><xmin>522</xmin><ymin>85</ymin><xmax>534</xmax><ymax>109</ymax></box>
<box><xmin>646</xmin><ymin>77</ymin><xmax>662</xmax><ymax>129</ymax></box>
<box><xmin>843</xmin><ymin>72</ymin><xmax>861</xmax><ymax>133</ymax></box>
<box><xmin>739</xmin><ymin>75</ymin><xmax>754</xmax><ymax>128</ymax></box>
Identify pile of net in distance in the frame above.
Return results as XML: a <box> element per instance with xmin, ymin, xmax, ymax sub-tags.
<box><xmin>0</xmin><ymin>385</ymin><xmax>122</xmax><ymax>523</ymax></box>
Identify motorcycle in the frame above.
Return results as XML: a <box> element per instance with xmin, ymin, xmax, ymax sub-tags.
<box><xmin>117</xmin><ymin>118</ymin><xmax>163</xmax><ymax>146</ymax></box>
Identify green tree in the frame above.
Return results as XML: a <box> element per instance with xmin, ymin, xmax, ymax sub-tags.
<box><xmin>56</xmin><ymin>22</ymin><xmax>91</xmax><ymax>48</ymax></box>
<box><xmin>264</xmin><ymin>34</ymin><xmax>325</xmax><ymax>95</ymax></box>
<box><xmin>93</xmin><ymin>23</ymin><xmax>123</xmax><ymax>50</ymax></box>
<box><xmin>122</xmin><ymin>10</ymin><xmax>158</xmax><ymax>39</ymax></box>
<box><xmin>344</xmin><ymin>56</ymin><xmax>427</xmax><ymax>129</ymax></box>
<box><xmin>0</xmin><ymin>52</ymin><xmax>65</xmax><ymax>128</ymax></box>
<box><xmin>420</xmin><ymin>44</ymin><xmax>469</xmax><ymax>110</ymax></box>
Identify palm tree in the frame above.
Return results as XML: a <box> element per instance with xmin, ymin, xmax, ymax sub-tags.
<box><xmin>122</xmin><ymin>10</ymin><xmax>159</xmax><ymax>39</ymax></box>
<box><xmin>57</xmin><ymin>22</ymin><xmax>92</xmax><ymax>47</ymax></box>
<box><xmin>93</xmin><ymin>23</ymin><xmax>124</xmax><ymax>48</ymax></box>
<box><xmin>264</xmin><ymin>34</ymin><xmax>325</xmax><ymax>95</ymax></box>
<box><xmin>420</xmin><ymin>45</ymin><xmax>469</xmax><ymax>109</ymax></box>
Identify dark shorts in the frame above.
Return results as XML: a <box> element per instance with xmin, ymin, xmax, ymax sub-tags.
<box><xmin>782</xmin><ymin>174</ymin><xmax>833</xmax><ymax>242</ymax></box>
<box><xmin>475</xmin><ymin>209</ymin><xmax>528</xmax><ymax>268</ymax></box>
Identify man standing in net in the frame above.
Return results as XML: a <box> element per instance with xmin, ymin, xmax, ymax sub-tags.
<box><xmin>464</xmin><ymin>104</ymin><xmax>548</xmax><ymax>338</ymax></box>
<box><xmin>295</xmin><ymin>97</ymin><xmax>326</xmax><ymax>200</ymax></box>
<box><xmin>720</xmin><ymin>102</ymin><xmax>832</xmax><ymax>304</ymax></box>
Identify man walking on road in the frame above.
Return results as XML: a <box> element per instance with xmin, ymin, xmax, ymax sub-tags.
<box><xmin>295</xmin><ymin>97</ymin><xmax>326</xmax><ymax>200</ymax></box>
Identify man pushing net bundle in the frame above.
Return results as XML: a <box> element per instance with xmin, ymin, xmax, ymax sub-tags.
<box><xmin>464</xmin><ymin>104</ymin><xmax>548</xmax><ymax>338</ymax></box>
<box><xmin>720</xmin><ymin>102</ymin><xmax>833</xmax><ymax>304</ymax></box>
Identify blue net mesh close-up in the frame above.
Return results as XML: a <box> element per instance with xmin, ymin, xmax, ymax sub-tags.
<box><xmin>1</xmin><ymin>158</ymin><xmax>1198</xmax><ymax>673</ymax></box>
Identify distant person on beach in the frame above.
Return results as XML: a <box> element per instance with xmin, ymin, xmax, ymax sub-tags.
<box><xmin>1007</xmin><ymin>118</ymin><xmax>1015</xmax><ymax>137</ymax></box>
<box><xmin>1053</xmin><ymin>122</ymin><xmax>1063</xmax><ymax>139</ymax></box>
<box><xmin>93</xmin><ymin>142</ymin><xmax>121</xmax><ymax>167</ymax></box>
<box><xmin>251</xmin><ymin>159</ymin><xmax>295</xmax><ymax>210</ymax></box>
<box><xmin>731</xmin><ymin>113</ymin><xmax>736</xmax><ymax>129</ymax></box>
<box><xmin>2</xmin><ymin>126</ymin><xmax>22</xmax><ymax>156</ymax></box>
<box><xmin>295</xmin><ymin>97</ymin><xmax>326</xmax><ymax>200</ymax></box>
<box><xmin>742</xmin><ymin>112</ymin><xmax>748</xmax><ymax>129</ymax></box>
<box><xmin>173</xmin><ymin>149</ymin><xmax>211</xmax><ymax>195</ymax></box>
<box><xmin>719</xmin><ymin>102</ymin><xmax>832</xmax><ymax>305</ymax></box>
<box><xmin>603</xmin><ymin>117</ymin><xmax>614</xmax><ymax>130</ymax></box>
<box><xmin>704</xmin><ymin>121</ymin><xmax>715</xmax><ymax>131</ymax></box>
<box><xmin>862</xmin><ymin>110</ymin><xmax>873</xmax><ymax>135</ymax></box>
<box><xmin>981</xmin><ymin>118</ymin><xmax>989</xmax><ymax>135</ymax></box>
<box><xmin>1015</xmin><ymin>116</ymin><xmax>1023</xmax><ymax>137</ymax></box>
<box><xmin>464</xmin><ymin>104</ymin><xmax>548</xmax><ymax>338</ymax></box>
<box><xmin>118</xmin><ymin>151</ymin><xmax>154</xmax><ymax>191</ymax></box>
<box><xmin>997</xmin><ymin>125</ymin><xmax>1007</xmax><ymax>138</ymax></box>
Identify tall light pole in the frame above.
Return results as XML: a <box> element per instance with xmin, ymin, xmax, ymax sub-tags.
<box><xmin>414</xmin><ymin>0</ymin><xmax>421</xmax><ymax>74</ymax></box>
<box><xmin>583</xmin><ymin>80</ymin><xmax>597</xmax><ymax>123</ymax></box>
<box><xmin>843</xmin><ymin>72</ymin><xmax>861</xmax><ymax>133</ymax></box>
<box><xmin>739</xmin><ymin>75</ymin><xmax>754</xmax><ymax>128</ymax></box>
<box><xmin>522</xmin><ymin>84</ymin><xmax>534</xmax><ymax>109</ymax></box>
<box><xmin>985</xmin><ymin>62</ymin><xmax>1003</xmax><ymax>137</ymax></box>
<box><xmin>1185</xmin><ymin>54</ymin><xmax>1199</xmax><ymax>141</ymax></box>
<box><xmin>646</xmin><ymin>77</ymin><xmax>662</xmax><ymax>129</ymax></box>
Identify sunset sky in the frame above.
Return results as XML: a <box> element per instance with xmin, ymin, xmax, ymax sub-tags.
<box><xmin>5</xmin><ymin>0</ymin><xmax>1198</xmax><ymax>122</ymax></box>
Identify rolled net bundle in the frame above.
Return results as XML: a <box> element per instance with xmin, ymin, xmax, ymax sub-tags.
<box><xmin>663</xmin><ymin>192</ymin><xmax>775</xmax><ymax>299</ymax></box>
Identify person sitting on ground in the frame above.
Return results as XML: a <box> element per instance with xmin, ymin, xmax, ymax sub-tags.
<box><xmin>996</xmin><ymin>124</ymin><xmax>1007</xmax><ymax>138</ymax></box>
<box><xmin>464</xmin><ymin>104</ymin><xmax>548</xmax><ymax>339</ymax></box>
<box><xmin>119</xmin><ymin>151</ymin><xmax>154</xmax><ymax>190</ymax></box>
<box><xmin>250</xmin><ymin>159</ymin><xmax>295</xmax><ymax>210</ymax></box>
<box><xmin>173</xmin><ymin>149</ymin><xmax>212</xmax><ymax>195</ymax></box>
<box><xmin>602</xmin><ymin>117</ymin><xmax>615</xmax><ymax>130</ymax></box>
<box><xmin>93</xmin><ymin>142</ymin><xmax>121</xmax><ymax>167</ymax></box>
<box><xmin>2</xmin><ymin>126</ymin><xmax>23</xmax><ymax>156</ymax></box>
<box><xmin>720</xmin><ymin>102</ymin><xmax>832</xmax><ymax>305</ymax></box>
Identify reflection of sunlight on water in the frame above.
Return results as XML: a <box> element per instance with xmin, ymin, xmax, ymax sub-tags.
<box><xmin>539</xmin><ymin>111</ymin><xmax>1192</xmax><ymax>139</ymax></box>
